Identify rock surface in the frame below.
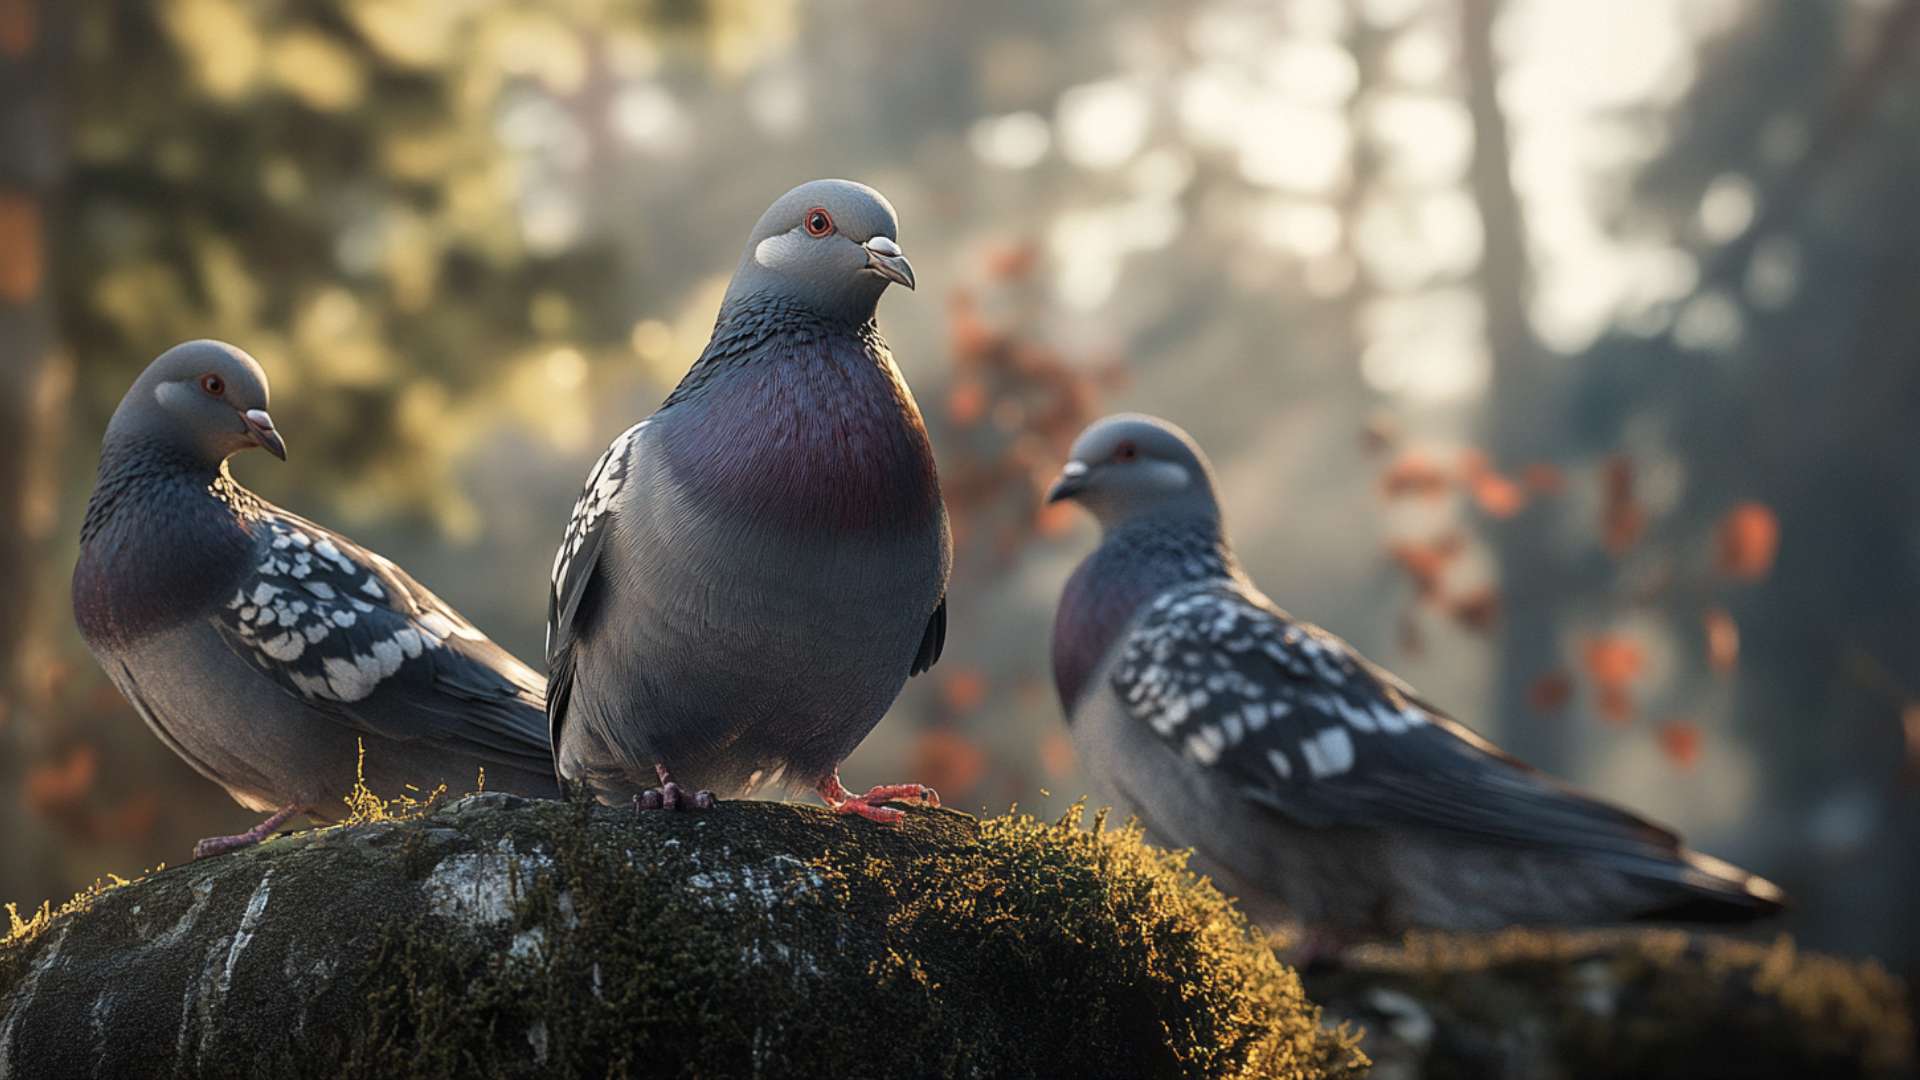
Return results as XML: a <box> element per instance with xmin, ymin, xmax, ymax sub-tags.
<box><xmin>1305</xmin><ymin>928</ymin><xmax>1914</xmax><ymax>1080</ymax></box>
<box><xmin>0</xmin><ymin>795</ymin><xmax>1362</xmax><ymax>1079</ymax></box>
<box><xmin>3</xmin><ymin>793</ymin><xmax>1911</xmax><ymax>1080</ymax></box>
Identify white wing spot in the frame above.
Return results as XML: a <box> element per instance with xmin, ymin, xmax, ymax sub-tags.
<box><xmin>1300</xmin><ymin>727</ymin><xmax>1355</xmax><ymax>779</ymax></box>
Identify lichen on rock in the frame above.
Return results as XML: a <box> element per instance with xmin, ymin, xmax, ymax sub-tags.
<box><xmin>0</xmin><ymin>794</ymin><xmax>1364</xmax><ymax>1079</ymax></box>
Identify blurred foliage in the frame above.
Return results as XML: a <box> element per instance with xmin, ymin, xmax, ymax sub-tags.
<box><xmin>61</xmin><ymin>0</ymin><xmax>653</xmax><ymax>534</ymax></box>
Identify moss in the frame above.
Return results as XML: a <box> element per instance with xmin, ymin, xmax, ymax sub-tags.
<box><xmin>348</xmin><ymin>800</ymin><xmax>1365</xmax><ymax>1079</ymax></box>
<box><xmin>1304</xmin><ymin>928</ymin><xmax>1915</xmax><ymax>1080</ymax></box>
<box><xmin>2</xmin><ymin>866</ymin><xmax>154</xmax><ymax>951</ymax></box>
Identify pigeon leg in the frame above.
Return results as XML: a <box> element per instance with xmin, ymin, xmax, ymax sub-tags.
<box><xmin>816</xmin><ymin>772</ymin><xmax>940</xmax><ymax>824</ymax></box>
<box><xmin>193</xmin><ymin>805</ymin><xmax>302</xmax><ymax>860</ymax></box>
<box><xmin>632</xmin><ymin>763</ymin><xmax>716</xmax><ymax>814</ymax></box>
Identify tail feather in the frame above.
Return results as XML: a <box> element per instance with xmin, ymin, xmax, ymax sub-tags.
<box><xmin>1637</xmin><ymin>848</ymin><xmax>1787</xmax><ymax>924</ymax></box>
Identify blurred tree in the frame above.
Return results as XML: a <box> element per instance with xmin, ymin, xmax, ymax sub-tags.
<box><xmin>0</xmin><ymin>0</ymin><xmax>73</xmax><ymax>908</ymax></box>
<box><xmin>1536</xmin><ymin>0</ymin><xmax>1920</xmax><ymax>976</ymax></box>
<box><xmin>4</xmin><ymin>0</ymin><xmax>702</xmax><ymax>901</ymax></box>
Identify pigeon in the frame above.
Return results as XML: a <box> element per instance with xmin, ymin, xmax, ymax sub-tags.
<box><xmin>73</xmin><ymin>340</ymin><xmax>559</xmax><ymax>858</ymax></box>
<box><xmin>547</xmin><ymin>179</ymin><xmax>951</xmax><ymax>822</ymax></box>
<box><xmin>1046</xmin><ymin>413</ymin><xmax>1784</xmax><ymax>947</ymax></box>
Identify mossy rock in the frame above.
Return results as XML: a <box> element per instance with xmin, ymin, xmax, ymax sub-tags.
<box><xmin>1303</xmin><ymin>928</ymin><xmax>1915</xmax><ymax>1080</ymax></box>
<box><xmin>0</xmin><ymin>794</ymin><xmax>1363</xmax><ymax>1079</ymax></box>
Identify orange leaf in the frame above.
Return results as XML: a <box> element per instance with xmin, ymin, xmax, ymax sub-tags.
<box><xmin>1703</xmin><ymin>607</ymin><xmax>1739</xmax><ymax>675</ymax></box>
<box><xmin>1596</xmin><ymin>684</ymin><xmax>1636</xmax><ymax>726</ymax></box>
<box><xmin>1716</xmin><ymin>502</ymin><xmax>1780</xmax><ymax>582</ymax></box>
<box><xmin>983</xmin><ymin>242</ymin><xmax>1039</xmax><ymax>281</ymax></box>
<box><xmin>0</xmin><ymin>0</ymin><xmax>35</xmax><ymax>58</ymax></box>
<box><xmin>23</xmin><ymin>744</ymin><xmax>97</xmax><ymax>813</ymax></box>
<box><xmin>1522</xmin><ymin>463</ymin><xmax>1566</xmax><ymax>496</ymax></box>
<box><xmin>108</xmin><ymin>793</ymin><xmax>161</xmax><ymax>840</ymax></box>
<box><xmin>1448</xmin><ymin>586</ymin><xmax>1501</xmax><ymax>633</ymax></box>
<box><xmin>1470</xmin><ymin>472</ymin><xmax>1525</xmax><ymax>518</ymax></box>
<box><xmin>947</xmin><ymin>380</ymin><xmax>989</xmax><ymax>427</ymax></box>
<box><xmin>1601</xmin><ymin>455</ymin><xmax>1644</xmax><ymax>555</ymax></box>
<box><xmin>1380</xmin><ymin>452</ymin><xmax>1452</xmax><ymax>499</ymax></box>
<box><xmin>1658</xmin><ymin>721</ymin><xmax>1702</xmax><ymax>771</ymax></box>
<box><xmin>941</xmin><ymin>669</ymin><xmax>989</xmax><ymax>715</ymax></box>
<box><xmin>0</xmin><ymin>195</ymin><xmax>43</xmax><ymax>303</ymax></box>
<box><xmin>911</xmin><ymin>728</ymin><xmax>987</xmax><ymax>797</ymax></box>
<box><xmin>945</xmin><ymin>291</ymin><xmax>999</xmax><ymax>359</ymax></box>
<box><xmin>1040</xmin><ymin>730</ymin><xmax>1075</xmax><ymax>779</ymax></box>
<box><xmin>1388</xmin><ymin>541</ymin><xmax>1456</xmax><ymax>601</ymax></box>
<box><xmin>1527</xmin><ymin>671</ymin><xmax>1573</xmax><ymax>713</ymax></box>
<box><xmin>1583</xmin><ymin>636</ymin><xmax>1645</xmax><ymax>687</ymax></box>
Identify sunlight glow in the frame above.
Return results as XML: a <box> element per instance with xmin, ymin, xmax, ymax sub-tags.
<box><xmin>1360</xmin><ymin>289</ymin><xmax>1492</xmax><ymax>402</ymax></box>
<box><xmin>1057</xmin><ymin>79</ymin><xmax>1152</xmax><ymax>170</ymax></box>
<box><xmin>612</xmin><ymin>83</ymin><xmax>691</xmax><ymax>154</ymax></box>
<box><xmin>970</xmin><ymin>112</ymin><xmax>1052</xmax><ymax>170</ymax></box>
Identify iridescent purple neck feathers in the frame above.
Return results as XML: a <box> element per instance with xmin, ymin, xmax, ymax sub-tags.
<box><xmin>659</xmin><ymin>295</ymin><xmax>940</xmax><ymax>534</ymax></box>
<box><xmin>1052</xmin><ymin>516</ymin><xmax>1237</xmax><ymax>714</ymax></box>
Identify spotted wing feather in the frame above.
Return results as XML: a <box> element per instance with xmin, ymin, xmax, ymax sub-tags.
<box><xmin>544</xmin><ymin>420</ymin><xmax>646</xmax><ymax>763</ymax></box>
<box><xmin>210</xmin><ymin>510</ymin><xmax>551</xmax><ymax>771</ymax></box>
<box><xmin>1111</xmin><ymin>581</ymin><xmax>1692</xmax><ymax>873</ymax></box>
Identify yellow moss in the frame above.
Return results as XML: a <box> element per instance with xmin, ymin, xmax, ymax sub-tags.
<box><xmin>338</xmin><ymin>738</ymin><xmax>451</xmax><ymax>827</ymax></box>
<box><xmin>3</xmin><ymin>868</ymin><xmax>157</xmax><ymax>950</ymax></box>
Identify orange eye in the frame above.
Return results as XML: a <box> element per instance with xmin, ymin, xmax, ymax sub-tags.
<box><xmin>1113</xmin><ymin>441</ymin><xmax>1138</xmax><ymax>463</ymax></box>
<box><xmin>804</xmin><ymin>208</ymin><xmax>834</xmax><ymax>237</ymax></box>
<box><xmin>200</xmin><ymin>374</ymin><xmax>225</xmax><ymax>397</ymax></box>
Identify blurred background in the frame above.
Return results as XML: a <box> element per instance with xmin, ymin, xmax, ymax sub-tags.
<box><xmin>0</xmin><ymin>0</ymin><xmax>1916</xmax><ymax>982</ymax></box>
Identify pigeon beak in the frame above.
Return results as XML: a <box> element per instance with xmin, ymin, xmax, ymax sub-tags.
<box><xmin>242</xmin><ymin>408</ymin><xmax>287</xmax><ymax>461</ymax></box>
<box><xmin>862</xmin><ymin>236</ymin><xmax>915</xmax><ymax>290</ymax></box>
<box><xmin>1045</xmin><ymin>460</ymin><xmax>1090</xmax><ymax>504</ymax></box>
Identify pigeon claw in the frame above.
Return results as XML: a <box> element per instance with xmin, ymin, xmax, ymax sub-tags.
<box><xmin>632</xmin><ymin>786</ymin><xmax>717</xmax><ymax>813</ymax></box>
<box><xmin>633</xmin><ymin>767</ymin><xmax>716</xmax><ymax>813</ymax></box>
<box><xmin>818</xmin><ymin>776</ymin><xmax>940</xmax><ymax>824</ymax></box>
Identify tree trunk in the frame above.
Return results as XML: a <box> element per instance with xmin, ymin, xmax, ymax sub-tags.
<box><xmin>0</xmin><ymin>1</ymin><xmax>63</xmax><ymax>697</ymax></box>
<box><xmin>0</xmin><ymin>0</ymin><xmax>71</xmax><ymax>907</ymax></box>
<box><xmin>1460</xmin><ymin>0</ymin><xmax>1572</xmax><ymax>770</ymax></box>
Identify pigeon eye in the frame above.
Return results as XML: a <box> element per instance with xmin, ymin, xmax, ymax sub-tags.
<box><xmin>1113</xmin><ymin>441</ymin><xmax>1138</xmax><ymax>463</ymax></box>
<box><xmin>804</xmin><ymin>208</ymin><xmax>834</xmax><ymax>237</ymax></box>
<box><xmin>200</xmin><ymin>374</ymin><xmax>225</xmax><ymax>397</ymax></box>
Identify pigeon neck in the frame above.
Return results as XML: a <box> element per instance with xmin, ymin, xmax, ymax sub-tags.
<box><xmin>657</xmin><ymin>298</ymin><xmax>941</xmax><ymax>534</ymax></box>
<box><xmin>75</xmin><ymin>440</ymin><xmax>262</xmax><ymax>645</ymax></box>
<box><xmin>1052</xmin><ymin>514</ymin><xmax>1237</xmax><ymax>716</ymax></box>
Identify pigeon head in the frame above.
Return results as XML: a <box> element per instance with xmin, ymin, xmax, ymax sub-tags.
<box><xmin>106</xmin><ymin>340</ymin><xmax>287</xmax><ymax>465</ymax></box>
<box><xmin>724</xmin><ymin>179</ymin><xmax>914</xmax><ymax>322</ymax></box>
<box><xmin>1046</xmin><ymin>413</ymin><xmax>1220</xmax><ymax>528</ymax></box>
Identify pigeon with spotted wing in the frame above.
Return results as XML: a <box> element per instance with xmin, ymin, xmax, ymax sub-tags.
<box><xmin>73</xmin><ymin>341</ymin><xmax>558</xmax><ymax>858</ymax></box>
<box><xmin>1046</xmin><ymin>414</ymin><xmax>1784</xmax><ymax>945</ymax></box>
<box><xmin>547</xmin><ymin>179</ymin><xmax>950</xmax><ymax>822</ymax></box>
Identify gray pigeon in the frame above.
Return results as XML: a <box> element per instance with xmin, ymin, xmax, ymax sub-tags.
<box><xmin>73</xmin><ymin>340</ymin><xmax>558</xmax><ymax>858</ymax></box>
<box><xmin>547</xmin><ymin>179</ymin><xmax>950</xmax><ymax>821</ymax></box>
<box><xmin>1046</xmin><ymin>413</ymin><xmax>1784</xmax><ymax>948</ymax></box>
